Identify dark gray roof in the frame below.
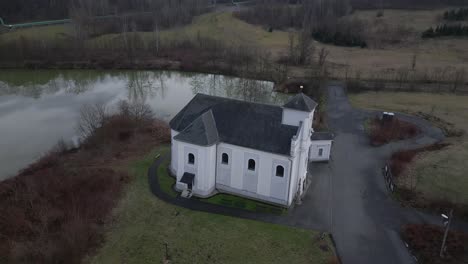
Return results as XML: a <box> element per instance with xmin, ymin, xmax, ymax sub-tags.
<box><xmin>283</xmin><ymin>93</ymin><xmax>317</xmax><ymax>112</ymax></box>
<box><xmin>170</xmin><ymin>94</ymin><xmax>299</xmax><ymax>155</ymax></box>
<box><xmin>311</xmin><ymin>132</ymin><xmax>334</xmax><ymax>141</ymax></box>
<box><xmin>174</xmin><ymin>110</ymin><xmax>219</xmax><ymax>146</ymax></box>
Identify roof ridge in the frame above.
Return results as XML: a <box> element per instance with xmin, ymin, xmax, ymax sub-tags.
<box><xmin>169</xmin><ymin>94</ymin><xmax>204</xmax><ymax>129</ymax></box>
<box><xmin>201</xmin><ymin>109</ymin><xmax>219</xmax><ymax>144</ymax></box>
<box><xmin>196</xmin><ymin>93</ymin><xmax>280</xmax><ymax>108</ymax></box>
<box><xmin>174</xmin><ymin>109</ymin><xmax>219</xmax><ymax>146</ymax></box>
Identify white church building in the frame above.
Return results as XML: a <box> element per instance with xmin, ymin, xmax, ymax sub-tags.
<box><xmin>169</xmin><ymin>93</ymin><xmax>333</xmax><ymax>207</ymax></box>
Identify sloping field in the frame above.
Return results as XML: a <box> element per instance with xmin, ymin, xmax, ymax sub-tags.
<box><xmin>89</xmin><ymin>147</ymin><xmax>336</xmax><ymax>264</ymax></box>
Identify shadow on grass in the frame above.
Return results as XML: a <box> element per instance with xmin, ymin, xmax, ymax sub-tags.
<box><xmin>200</xmin><ymin>193</ymin><xmax>287</xmax><ymax>215</ymax></box>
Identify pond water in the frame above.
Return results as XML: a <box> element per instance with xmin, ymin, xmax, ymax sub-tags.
<box><xmin>0</xmin><ymin>70</ymin><xmax>288</xmax><ymax>180</ymax></box>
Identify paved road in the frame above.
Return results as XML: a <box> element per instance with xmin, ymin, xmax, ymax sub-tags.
<box><xmin>317</xmin><ymin>84</ymin><xmax>468</xmax><ymax>264</ymax></box>
<box><xmin>324</xmin><ymin>85</ymin><xmax>422</xmax><ymax>264</ymax></box>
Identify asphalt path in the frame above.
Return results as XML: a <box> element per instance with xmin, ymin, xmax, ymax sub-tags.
<box><xmin>149</xmin><ymin>84</ymin><xmax>468</xmax><ymax>264</ymax></box>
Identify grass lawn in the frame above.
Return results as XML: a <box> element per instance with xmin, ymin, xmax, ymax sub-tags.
<box><xmin>88</xmin><ymin>146</ymin><xmax>336</xmax><ymax>264</ymax></box>
<box><xmin>349</xmin><ymin>92</ymin><xmax>468</xmax><ymax>206</ymax></box>
<box><xmin>157</xmin><ymin>158</ymin><xmax>179</xmax><ymax>198</ymax></box>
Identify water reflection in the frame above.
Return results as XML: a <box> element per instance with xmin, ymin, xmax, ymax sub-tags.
<box><xmin>126</xmin><ymin>71</ymin><xmax>168</xmax><ymax>103</ymax></box>
<box><xmin>189</xmin><ymin>74</ymin><xmax>284</xmax><ymax>104</ymax></box>
<box><xmin>0</xmin><ymin>70</ymin><xmax>288</xmax><ymax>180</ymax></box>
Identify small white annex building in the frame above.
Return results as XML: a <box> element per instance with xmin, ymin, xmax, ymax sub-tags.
<box><xmin>169</xmin><ymin>93</ymin><xmax>333</xmax><ymax>207</ymax></box>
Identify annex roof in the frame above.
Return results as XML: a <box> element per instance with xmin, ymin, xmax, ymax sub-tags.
<box><xmin>180</xmin><ymin>172</ymin><xmax>195</xmax><ymax>185</ymax></box>
<box><xmin>311</xmin><ymin>132</ymin><xmax>334</xmax><ymax>141</ymax></box>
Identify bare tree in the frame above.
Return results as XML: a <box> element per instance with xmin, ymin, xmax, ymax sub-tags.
<box><xmin>151</xmin><ymin>20</ymin><xmax>161</xmax><ymax>55</ymax></box>
<box><xmin>318</xmin><ymin>47</ymin><xmax>329</xmax><ymax>68</ymax></box>
<box><xmin>411</xmin><ymin>53</ymin><xmax>417</xmax><ymax>70</ymax></box>
<box><xmin>396</xmin><ymin>67</ymin><xmax>410</xmax><ymax>90</ymax></box>
<box><xmin>297</xmin><ymin>28</ymin><xmax>313</xmax><ymax>65</ymax></box>
<box><xmin>288</xmin><ymin>31</ymin><xmax>296</xmax><ymax>64</ymax></box>
<box><xmin>452</xmin><ymin>68</ymin><xmax>465</xmax><ymax>93</ymax></box>
<box><xmin>77</xmin><ymin>102</ymin><xmax>107</xmax><ymax>138</ymax></box>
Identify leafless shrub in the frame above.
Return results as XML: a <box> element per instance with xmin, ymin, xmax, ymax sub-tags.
<box><xmin>117</xmin><ymin>100</ymin><xmax>154</xmax><ymax>121</ymax></box>
<box><xmin>369</xmin><ymin>116</ymin><xmax>421</xmax><ymax>146</ymax></box>
<box><xmin>52</xmin><ymin>139</ymin><xmax>71</xmax><ymax>154</ymax></box>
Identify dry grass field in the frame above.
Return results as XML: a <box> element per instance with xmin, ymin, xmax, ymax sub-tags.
<box><xmin>350</xmin><ymin>92</ymin><xmax>468</xmax><ymax>206</ymax></box>
<box><xmin>324</xmin><ymin>8</ymin><xmax>468</xmax><ymax>80</ymax></box>
<box><xmin>2</xmin><ymin>8</ymin><xmax>466</xmax><ymax>83</ymax></box>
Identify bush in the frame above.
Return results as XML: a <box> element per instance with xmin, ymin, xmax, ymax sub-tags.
<box><xmin>443</xmin><ymin>8</ymin><xmax>468</xmax><ymax>21</ymax></box>
<box><xmin>0</xmin><ymin>163</ymin><xmax>128</xmax><ymax>264</ymax></box>
<box><xmin>402</xmin><ymin>224</ymin><xmax>468</xmax><ymax>264</ymax></box>
<box><xmin>422</xmin><ymin>24</ymin><xmax>468</xmax><ymax>38</ymax></box>
<box><xmin>0</xmin><ymin>100</ymin><xmax>170</xmax><ymax>263</ymax></box>
<box><xmin>390</xmin><ymin>143</ymin><xmax>449</xmax><ymax>177</ymax></box>
<box><xmin>312</xmin><ymin>17</ymin><xmax>367</xmax><ymax>48</ymax></box>
<box><xmin>368</xmin><ymin>116</ymin><xmax>421</xmax><ymax>146</ymax></box>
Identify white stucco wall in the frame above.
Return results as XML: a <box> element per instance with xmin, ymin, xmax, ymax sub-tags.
<box><xmin>173</xmin><ymin>140</ymin><xmax>217</xmax><ymax>197</ymax></box>
<box><xmin>288</xmin><ymin>116</ymin><xmax>313</xmax><ymax>202</ymax></box>
<box><xmin>215</xmin><ymin>142</ymin><xmax>292</xmax><ymax>205</ymax></box>
<box><xmin>282</xmin><ymin>108</ymin><xmax>310</xmax><ymax>127</ymax></box>
<box><xmin>309</xmin><ymin>140</ymin><xmax>333</xmax><ymax>161</ymax></box>
<box><xmin>170</xmin><ymin>129</ymin><xmax>179</xmax><ymax>175</ymax></box>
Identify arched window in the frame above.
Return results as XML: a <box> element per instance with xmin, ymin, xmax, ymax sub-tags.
<box><xmin>248</xmin><ymin>159</ymin><xmax>256</xmax><ymax>171</ymax></box>
<box><xmin>188</xmin><ymin>153</ymin><xmax>195</xmax><ymax>164</ymax></box>
<box><xmin>222</xmin><ymin>153</ymin><xmax>229</xmax><ymax>164</ymax></box>
<box><xmin>275</xmin><ymin>165</ymin><xmax>284</xmax><ymax>177</ymax></box>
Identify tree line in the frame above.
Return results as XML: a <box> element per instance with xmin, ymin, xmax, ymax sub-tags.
<box><xmin>234</xmin><ymin>0</ymin><xmax>368</xmax><ymax>48</ymax></box>
<box><xmin>350</xmin><ymin>0</ymin><xmax>468</xmax><ymax>9</ymax></box>
<box><xmin>443</xmin><ymin>7</ymin><xmax>468</xmax><ymax>21</ymax></box>
<box><xmin>422</xmin><ymin>24</ymin><xmax>468</xmax><ymax>38</ymax></box>
<box><xmin>0</xmin><ymin>0</ymin><xmax>211</xmax><ymax>24</ymax></box>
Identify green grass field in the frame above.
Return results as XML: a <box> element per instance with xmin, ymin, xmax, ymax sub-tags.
<box><xmin>88</xmin><ymin>146</ymin><xmax>336</xmax><ymax>264</ymax></box>
<box><xmin>350</xmin><ymin>92</ymin><xmax>468</xmax><ymax>206</ymax></box>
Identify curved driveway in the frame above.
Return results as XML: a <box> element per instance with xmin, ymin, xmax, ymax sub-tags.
<box><xmin>323</xmin><ymin>85</ymin><xmax>442</xmax><ymax>264</ymax></box>
<box><xmin>149</xmin><ymin>84</ymin><xmax>467</xmax><ymax>264</ymax></box>
<box><xmin>321</xmin><ymin>84</ymin><xmax>468</xmax><ymax>264</ymax></box>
